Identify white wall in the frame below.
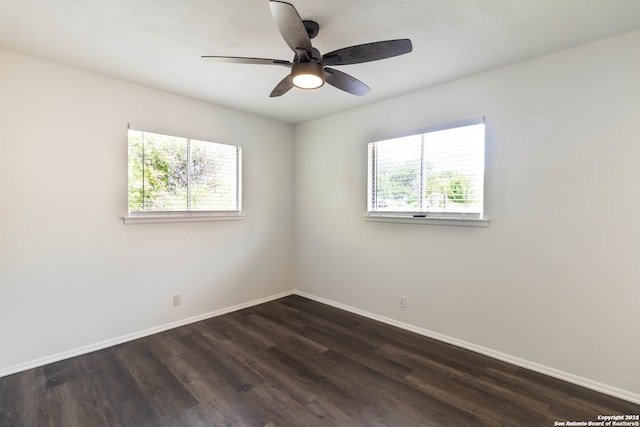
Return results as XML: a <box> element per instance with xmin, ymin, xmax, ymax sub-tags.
<box><xmin>294</xmin><ymin>30</ymin><xmax>640</xmax><ymax>397</ymax></box>
<box><xmin>0</xmin><ymin>49</ymin><xmax>295</xmax><ymax>373</ymax></box>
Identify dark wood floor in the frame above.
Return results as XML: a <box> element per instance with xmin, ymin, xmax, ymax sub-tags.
<box><xmin>1</xmin><ymin>295</ymin><xmax>638</xmax><ymax>426</ymax></box>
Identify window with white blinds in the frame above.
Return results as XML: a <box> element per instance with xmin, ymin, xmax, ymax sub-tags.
<box><xmin>127</xmin><ymin>126</ymin><xmax>241</xmax><ymax>215</ymax></box>
<box><xmin>368</xmin><ymin>119</ymin><xmax>485</xmax><ymax>218</ymax></box>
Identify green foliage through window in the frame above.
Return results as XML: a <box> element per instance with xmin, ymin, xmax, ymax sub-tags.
<box><xmin>368</xmin><ymin>121</ymin><xmax>485</xmax><ymax>216</ymax></box>
<box><xmin>128</xmin><ymin>129</ymin><xmax>241</xmax><ymax>213</ymax></box>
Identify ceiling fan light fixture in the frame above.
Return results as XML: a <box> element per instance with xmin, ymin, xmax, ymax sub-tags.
<box><xmin>291</xmin><ymin>62</ymin><xmax>324</xmax><ymax>89</ymax></box>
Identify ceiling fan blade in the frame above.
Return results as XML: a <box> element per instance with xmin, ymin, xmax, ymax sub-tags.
<box><xmin>270</xmin><ymin>75</ymin><xmax>294</xmax><ymax>97</ymax></box>
<box><xmin>202</xmin><ymin>56</ymin><xmax>292</xmax><ymax>67</ymax></box>
<box><xmin>322</xmin><ymin>39</ymin><xmax>413</xmax><ymax>66</ymax></box>
<box><xmin>269</xmin><ymin>0</ymin><xmax>313</xmax><ymax>55</ymax></box>
<box><xmin>324</xmin><ymin>67</ymin><xmax>370</xmax><ymax>96</ymax></box>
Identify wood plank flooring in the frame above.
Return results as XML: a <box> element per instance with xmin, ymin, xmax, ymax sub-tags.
<box><xmin>1</xmin><ymin>295</ymin><xmax>638</xmax><ymax>426</ymax></box>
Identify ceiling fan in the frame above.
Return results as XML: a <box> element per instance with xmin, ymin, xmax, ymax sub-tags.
<box><xmin>202</xmin><ymin>0</ymin><xmax>413</xmax><ymax>97</ymax></box>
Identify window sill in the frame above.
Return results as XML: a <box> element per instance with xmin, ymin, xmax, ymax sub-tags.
<box><xmin>122</xmin><ymin>213</ymin><xmax>245</xmax><ymax>225</ymax></box>
<box><xmin>364</xmin><ymin>214</ymin><xmax>488</xmax><ymax>227</ymax></box>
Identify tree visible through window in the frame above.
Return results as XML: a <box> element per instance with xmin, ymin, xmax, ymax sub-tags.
<box><xmin>128</xmin><ymin>128</ymin><xmax>241</xmax><ymax>214</ymax></box>
<box><xmin>368</xmin><ymin>120</ymin><xmax>485</xmax><ymax>217</ymax></box>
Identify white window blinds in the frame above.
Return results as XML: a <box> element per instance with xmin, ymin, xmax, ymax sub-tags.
<box><xmin>368</xmin><ymin>119</ymin><xmax>485</xmax><ymax>218</ymax></box>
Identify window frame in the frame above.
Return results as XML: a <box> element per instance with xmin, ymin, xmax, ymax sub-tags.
<box><xmin>123</xmin><ymin>123</ymin><xmax>244</xmax><ymax>225</ymax></box>
<box><xmin>365</xmin><ymin>118</ymin><xmax>488</xmax><ymax>227</ymax></box>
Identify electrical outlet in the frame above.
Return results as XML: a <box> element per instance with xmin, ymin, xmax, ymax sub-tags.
<box><xmin>399</xmin><ymin>295</ymin><xmax>406</xmax><ymax>309</ymax></box>
<box><xmin>173</xmin><ymin>294</ymin><xmax>181</xmax><ymax>307</ymax></box>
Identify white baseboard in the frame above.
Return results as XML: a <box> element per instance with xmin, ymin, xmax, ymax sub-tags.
<box><xmin>294</xmin><ymin>290</ymin><xmax>640</xmax><ymax>406</ymax></box>
<box><xmin>0</xmin><ymin>290</ymin><xmax>294</xmax><ymax>378</ymax></box>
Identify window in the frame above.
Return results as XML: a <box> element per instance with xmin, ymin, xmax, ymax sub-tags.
<box><xmin>367</xmin><ymin>119</ymin><xmax>485</xmax><ymax>222</ymax></box>
<box><xmin>127</xmin><ymin>125</ymin><xmax>242</xmax><ymax>221</ymax></box>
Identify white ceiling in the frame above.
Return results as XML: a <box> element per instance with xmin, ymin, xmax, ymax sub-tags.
<box><xmin>1</xmin><ymin>0</ymin><xmax>640</xmax><ymax>124</ymax></box>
